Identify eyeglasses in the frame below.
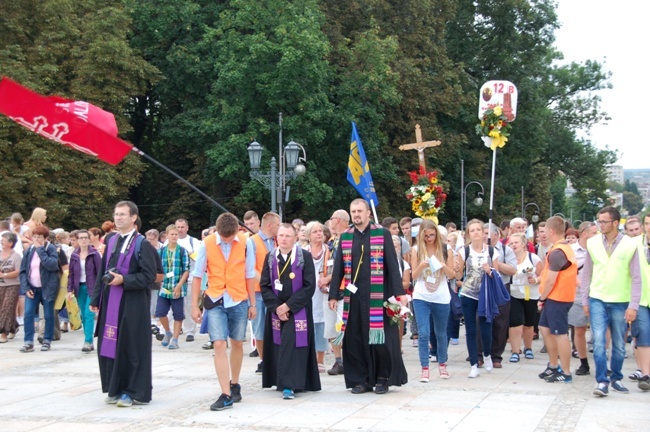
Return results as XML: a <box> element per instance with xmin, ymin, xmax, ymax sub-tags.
<box><xmin>596</xmin><ymin>220</ymin><xmax>613</xmax><ymax>225</ymax></box>
<box><xmin>77</xmin><ymin>236</ymin><xmax>89</xmax><ymax>240</ymax></box>
<box><xmin>330</xmin><ymin>216</ymin><xmax>339</xmax><ymax>221</ymax></box>
<box><xmin>424</xmin><ymin>233</ymin><xmax>436</xmax><ymax>239</ymax></box>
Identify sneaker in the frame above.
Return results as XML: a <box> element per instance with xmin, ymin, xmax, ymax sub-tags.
<box><xmin>575</xmin><ymin>364</ymin><xmax>590</xmax><ymax>376</ymax></box>
<box><xmin>249</xmin><ymin>348</ymin><xmax>259</xmax><ymax>357</ymax></box>
<box><xmin>538</xmin><ymin>364</ymin><xmax>561</xmax><ymax>379</ymax></box>
<box><xmin>40</xmin><ymin>342</ymin><xmax>51</xmax><ymax>351</ymax></box>
<box><xmin>450</xmin><ymin>338</ymin><xmax>459</xmax><ymax>345</ymax></box>
<box><xmin>168</xmin><ymin>338</ymin><xmax>179</xmax><ymax>349</ymax></box>
<box><xmin>116</xmin><ymin>394</ymin><xmax>133</xmax><ymax>407</ymax></box>
<box><xmin>638</xmin><ymin>375</ymin><xmax>650</xmax><ymax>391</ymax></box>
<box><xmin>524</xmin><ymin>348</ymin><xmax>534</xmax><ymax>359</ymax></box>
<box><xmin>210</xmin><ymin>393</ymin><xmax>234</xmax><ymax>411</ymax></box>
<box><xmin>483</xmin><ymin>355</ymin><xmax>493</xmax><ymax>372</ymax></box>
<box><xmin>419</xmin><ymin>368</ymin><xmax>430</xmax><ymax>383</ymax></box>
<box><xmin>412</xmin><ymin>339</ymin><xmax>419</xmax><ymax>347</ymax></box>
<box><xmin>255</xmin><ymin>361</ymin><xmax>263</xmax><ymax>374</ymax></box>
<box><xmin>629</xmin><ymin>369</ymin><xmax>643</xmax><ymax>381</ymax></box>
<box><xmin>545</xmin><ymin>371</ymin><xmax>573</xmax><ymax>383</ymax></box>
<box><xmin>468</xmin><ymin>364</ymin><xmax>480</xmax><ymax>378</ymax></box>
<box><xmin>161</xmin><ymin>331</ymin><xmax>172</xmax><ymax>347</ymax></box>
<box><xmin>593</xmin><ymin>382</ymin><xmax>608</xmax><ymax>397</ymax></box>
<box><xmin>186</xmin><ymin>334</ymin><xmax>194</xmax><ymax>342</ymax></box>
<box><xmin>105</xmin><ymin>395</ymin><xmax>119</xmax><ymax>404</ymax></box>
<box><xmin>429</xmin><ymin>354</ymin><xmax>438</xmax><ymax>363</ymax></box>
<box><xmin>17</xmin><ymin>316</ymin><xmax>24</xmax><ymax>326</ymax></box>
<box><xmin>611</xmin><ymin>380</ymin><xmax>629</xmax><ymax>394</ymax></box>
<box><xmin>327</xmin><ymin>361</ymin><xmax>344</xmax><ymax>375</ymax></box>
<box><xmin>20</xmin><ymin>344</ymin><xmax>34</xmax><ymax>353</ymax></box>
<box><xmin>81</xmin><ymin>343</ymin><xmax>94</xmax><ymax>353</ymax></box>
<box><xmin>230</xmin><ymin>382</ymin><xmax>242</xmax><ymax>403</ymax></box>
<box><xmin>202</xmin><ymin>341</ymin><xmax>214</xmax><ymax>350</ymax></box>
<box><xmin>282</xmin><ymin>388</ymin><xmax>295</xmax><ymax>399</ymax></box>
<box><xmin>439</xmin><ymin>363</ymin><xmax>450</xmax><ymax>379</ymax></box>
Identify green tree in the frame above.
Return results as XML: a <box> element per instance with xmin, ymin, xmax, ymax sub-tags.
<box><xmin>623</xmin><ymin>191</ymin><xmax>644</xmax><ymax>216</ymax></box>
<box><xmin>0</xmin><ymin>0</ymin><xmax>158</xmax><ymax>228</ymax></box>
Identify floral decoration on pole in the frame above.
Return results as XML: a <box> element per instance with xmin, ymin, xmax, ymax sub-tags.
<box><xmin>475</xmin><ymin>104</ymin><xmax>512</xmax><ymax>150</ymax></box>
<box><xmin>405</xmin><ymin>166</ymin><xmax>447</xmax><ymax>221</ymax></box>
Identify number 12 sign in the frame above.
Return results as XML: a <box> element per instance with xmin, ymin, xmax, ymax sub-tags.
<box><xmin>478</xmin><ymin>80</ymin><xmax>518</xmax><ymax>122</ymax></box>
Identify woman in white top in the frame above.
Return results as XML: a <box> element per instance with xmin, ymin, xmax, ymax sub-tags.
<box><xmin>410</xmin><ymin>220</ymin><xmax>455</xmax><ymax>382</ymax></box>
<box><xmin>507</xmin><ymin>233</ymin><xmax>543</xmax><ymax>362</ymax></box>
<box><xmin>304</xmin><ymin>221</ymin><xmax>328</xmax><ymax>372</ymax></box>
<box><xmin>455</xmin><ymin>219</ymin><xmax>501</xmax><ymax>378</ymax></box>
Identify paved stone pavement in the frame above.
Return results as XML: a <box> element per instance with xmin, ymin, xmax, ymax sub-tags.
<box><xmin>1</xmin><ymin>325</ymin><xmax>648</xmax><ymax>431</ymax></box>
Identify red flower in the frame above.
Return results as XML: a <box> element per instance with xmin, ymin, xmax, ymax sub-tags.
<box><xmin>406</xmin><ymin>193</ymin><xmax>414</xmax><ymax>200</ymax></box>
<box><xmin>408</xmin><ymin>171</ymin><xmax>419</xmax><ymax>184</ymax></box>
<box><xmin>418</xmin><ymin>166</ymin><xmax>426</xmax><ymax>176</ymax></box>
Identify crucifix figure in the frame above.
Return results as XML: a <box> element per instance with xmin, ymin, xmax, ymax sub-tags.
<box><xmin>398</xmin><ymin>124</ymin><xmax>441</xmax><ymax>170</ymax></box>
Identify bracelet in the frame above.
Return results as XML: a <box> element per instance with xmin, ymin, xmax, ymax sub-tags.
<box><xmin>249</xmin><ymin>305</ymin><xmax>256</xmax><ymax>308</ymax></box>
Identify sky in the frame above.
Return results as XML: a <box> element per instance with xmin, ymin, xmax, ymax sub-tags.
<box><xmin>554</xmin><ymin>0</ymin><xmax>649</xmax><ymax>169</ymax></box>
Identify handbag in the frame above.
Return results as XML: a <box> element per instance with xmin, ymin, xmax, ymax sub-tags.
<box><xmin>448</xmin><ymin>282</ymin><xmax>463</xmax><ymax>319</ymax></box>
<box><xmin>54</xmin><ymin>269</ymin><xmax>69</xmax><ymax>310</ymax></box>
<box><xmin>66</xmin><ymin>294</ymin><xmax>82</xmax><ymax>330</ymax></box>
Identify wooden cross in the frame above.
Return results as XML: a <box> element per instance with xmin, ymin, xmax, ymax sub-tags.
<box><xmin>398</xmin><ymin>124</ymin><xmax>441</xmax><ymax>170</ymax></box>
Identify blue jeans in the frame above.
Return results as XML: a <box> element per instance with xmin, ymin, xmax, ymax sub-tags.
<box><xmin>77</xmin><ymin>284</ymin><xmax>95</xmax><ymax>344</ymax></box>
<box><xmin>589</xmin><ymin>298</ymin><xmax>628</xmax><ymax>383</ymax></box>
<box><xmin>413</xmin><ymin>300</ymin><xmax>450</xmax><ymax>366</ymax></box>
<box><xmin>206</xmin><ymin>301</ymin><xmax>249</xmax><ymax>341</ymax></box>
<box><xmin>461</xmin><ymin>295</ymin><xmax>492</xmax><ymax>366</ymax></box>
<box><xmin>24</xmin><ymin>288</ymin><xmax>54</xmax><ymax>344</ymax></box>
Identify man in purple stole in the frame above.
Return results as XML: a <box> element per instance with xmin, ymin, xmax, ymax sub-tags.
<box><xmin>260</xmin><ymin>224</ymin><xmax>321</xmax><ymax>399</ymax></box>
<box><xmin>90</xmin><ymin>201</ymin><xmax>158</xmax><ymax>407</ymax></box>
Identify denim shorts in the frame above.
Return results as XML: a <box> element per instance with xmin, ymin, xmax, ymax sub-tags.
<box><xmin>632</xmin><ymin>305</ymin><xmax>650</xmax><ymax>347</ymax></box>
<box><xmin>155</xmin><ymin>296</ymin><xmax>185</xmax><ymax>321</ymax></box>
<box><xmin>206</xmin><ymin>301</ymin><xmax>248</xmax><ymax>341</ymax></box>
<box><xmin>313</xmin><ymin>322</ymin><xmax>328</xmax><ymax>352</ymax></box>
<box><xmin>539</xmin><ymin>299</ymin><xmax>572</xmax><ymax>335</ymax></box>
<box><xmin>251</xmin><ymin>291</ymin><xmax>267</xmax><ymax>340</ymax></box>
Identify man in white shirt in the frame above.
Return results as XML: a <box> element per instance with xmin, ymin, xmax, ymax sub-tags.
<box><xmin>173</xmin><ymin>218</ymin><xmax>201</xmax><ymax>342</ymax></box>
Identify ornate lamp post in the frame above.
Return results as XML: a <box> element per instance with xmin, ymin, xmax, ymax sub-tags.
<box><xmin>461</xmin><ymin>181</ymin><xmax>485</xmax><ymax>230</ymax></box>
<box><xmin>524</xmin><ymin>202</ymin><xmax>541</xmax><ymax>223</ymax></box>
<box><xmin>247</xmin><ymin>113</ymin><xmax>306</xmax><ymax>221</ymax></box>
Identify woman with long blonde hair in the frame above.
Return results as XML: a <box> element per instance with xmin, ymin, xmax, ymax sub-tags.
<box><xmin>410</xmin><ymin>220</ymin><xmax>455</xmax><ymax>382</ymax></box>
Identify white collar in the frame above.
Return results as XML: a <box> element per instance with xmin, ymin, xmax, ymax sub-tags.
<box><xmin>120</xmin><ymin>229</ymin><xmax>136</xmax><ymax>239</ymax></box>
<box><xmin>275</xmin><ymin>244</ymin><xmax>297</xmax><ymax>265</ymax></box>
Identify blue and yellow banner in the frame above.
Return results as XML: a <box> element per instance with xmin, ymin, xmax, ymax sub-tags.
<box><xmin>347</xmin><ymin>122</ymin><xmax>379</xmax><ymax>207</ymax></box>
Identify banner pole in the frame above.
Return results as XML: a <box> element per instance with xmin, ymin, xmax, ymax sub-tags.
<box><xmin>370</xmin><ymin>199</ymin><xmax>379</xmax><ymax>226</ymax></box>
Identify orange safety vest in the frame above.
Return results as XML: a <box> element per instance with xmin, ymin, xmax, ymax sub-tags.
<box><xmin>204</xmin><ymin>232</ymin><xmax>248</xmax><ymax>302</ymax></box>
<box><xmin>539</xmin><ymin>241</ymin><xmax>577</xmax><ymax>302</ymax></box>
<box><xmin>251</xmin><ymin>233</ymin><xmax>273</xmax><ymax>292</ymax></box>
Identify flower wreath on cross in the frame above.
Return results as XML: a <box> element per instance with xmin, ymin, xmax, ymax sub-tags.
<box><xmin>405</xmin><ymin>166</ymin><xmax>447</xmax><ymax>219</ymax></box>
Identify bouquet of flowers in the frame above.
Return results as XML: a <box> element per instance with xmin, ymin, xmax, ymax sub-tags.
<box><xmin>405</xmin><ymin>166</ymin><xmax>447</xmax><ymax>219</ymax></box>
<box><xmin>475</xmin><ymin>104</ymin><xmax>512</xmax><ymax>150</ymax></box>
<box><xmin>521</xmin><ymin>266</ymin><xmax>533</xmax><ymax>275</ymax></box>
<box><xmin>384</xmin><ymin>295</ymin><xmax>413</xmax><ymax>325</ymax></box>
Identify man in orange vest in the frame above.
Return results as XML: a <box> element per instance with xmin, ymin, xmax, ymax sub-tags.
<box><xmin>191</xmin><ymin>213</ymin><xmax>256</xmax><ymax>411</ymax></box>
<box><xmin>249</xmin><ymin>212</ymin><xmax>280</xmax><ymax>374</ymax></box>
<box><xmin>537</xmin><ymin>216</ymin><xmax>578</xmax><ymax>383</ymax></box>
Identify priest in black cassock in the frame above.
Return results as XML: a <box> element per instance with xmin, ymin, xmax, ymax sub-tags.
<box><xmin>260</xmin><ymin>223</ymin><xmax>321</xmax><ymax>399</ymax></box>
<box><xmin>90</xmin><ymin>201</ymin><xmax>157</xmax><ymax>407</ymax></box>
<box><xmin>328</xmin><ymin>198</ymin><xmax>408</xmax><ymax>394</ymax></box>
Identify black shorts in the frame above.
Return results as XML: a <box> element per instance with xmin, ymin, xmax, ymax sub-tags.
<box><xmin>509</xmin><ymin>297</ymin><xmax>538</xmax><ymax>328</ymax></box>
<box><xmin>538</xmin><ymin>299</ymin><xmax>572</xmax><ymax>335</ymax></box>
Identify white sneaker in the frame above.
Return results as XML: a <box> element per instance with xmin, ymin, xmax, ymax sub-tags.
<box><xmin>483</xmin><ymin>355</ymin><xmax>493</xmax><ymax>372</ymax></box>
<box><xmin>17</xmin><ymin>316</ymin><xmax>24</xmax><ymax>326</ymax></box>
<box><xmin>468</xmin><ymin>364</ymin><xmax>480</xmax><ymax>378</ymax></box>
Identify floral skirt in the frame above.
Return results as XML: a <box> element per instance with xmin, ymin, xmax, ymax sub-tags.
<box><xmin>0</xmin><ymin>285</ymin><xmax>20</xmax><ymax>334</ymax></box>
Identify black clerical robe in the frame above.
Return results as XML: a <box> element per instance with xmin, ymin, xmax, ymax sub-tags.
<box><xmin>260</xmin><ymin>249</ymin><xmax>321</xmax><ymax>392</ymax></box>
<box><xmin>90</xmin><ymin>232</ymin><xmax>158</xmax><ymax>402</ymax></box>
<box><xmin>329</xmin><ymin>226</ymin><xmax>408</xmax><ymax>388</ymax></box>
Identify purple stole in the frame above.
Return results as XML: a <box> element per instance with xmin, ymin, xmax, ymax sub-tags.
<box><xmin>270</xmin><ymin>247</ymin><xmax>308</xmax><ymax>348</ymax></box>
<box><xmin>99</xmin><ymin>233</ymin><xmax>139</xmax><ymax>359</ymax></box>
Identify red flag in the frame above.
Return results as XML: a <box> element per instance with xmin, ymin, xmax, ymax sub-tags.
<box><xmin>0</xmin><ymin>77</ymin><xmax>132</xmax><ymax>165</ymax></box>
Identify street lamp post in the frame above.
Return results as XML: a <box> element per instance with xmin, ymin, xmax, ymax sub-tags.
<box><xmin>524</xmin><ymin>202</ymin><xmax>541</xmax><ymax>223</ymax></box>
<box><xmin>462</xmin><ymin>181</ymin><xmax>485</xmax><ymax>230</ymax></box>
<box><xmin>247</xmin><ymin>113</ymin><xmax>306</xmax><ymax>221</ymax></box>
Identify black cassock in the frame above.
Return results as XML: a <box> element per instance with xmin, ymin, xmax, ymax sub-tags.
<box><xmin>329</xmin><ymin>226</ymin><xmax>408</xmax><ymax>389</ymax></box>
<box><xmin>260</xmin><ymin>249</ymin><xmax>321</xmax><ymax>392</ymax></box>
<box><xmin>90</xmin><ymin>233</ymin><xmax>158</xmax><ymax>402</ymax></box>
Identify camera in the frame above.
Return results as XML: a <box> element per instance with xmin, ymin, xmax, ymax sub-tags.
<box><xmin>102</xmin><ymin>267</ymin><xmax>119</xmax><ymax>284</ymax></box>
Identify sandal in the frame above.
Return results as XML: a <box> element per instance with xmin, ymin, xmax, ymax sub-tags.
<box><xmin>509</xmin><ymin>353</ymin><xmax>520</xmax><ymax>363</ymax></box>
<box><xmin>524</xmin><ymin>348</ymin><xmax>534</xmax><ymax>359</ymax></box>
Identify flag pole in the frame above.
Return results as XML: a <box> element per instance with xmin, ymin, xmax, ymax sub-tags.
<box><xmin>131</xmin><ymin>147</ymin><xmax>252</xmax><ymax>232</ymax></box>
<box><xmin>487</xmin><ymin>148</ymin><xmax>497</xmax><ymax>247</ymax></box>
<box><xmin>370</xmin><ymin>199</ymin><xmax>379</xmax><ymax>226</ymax></box>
